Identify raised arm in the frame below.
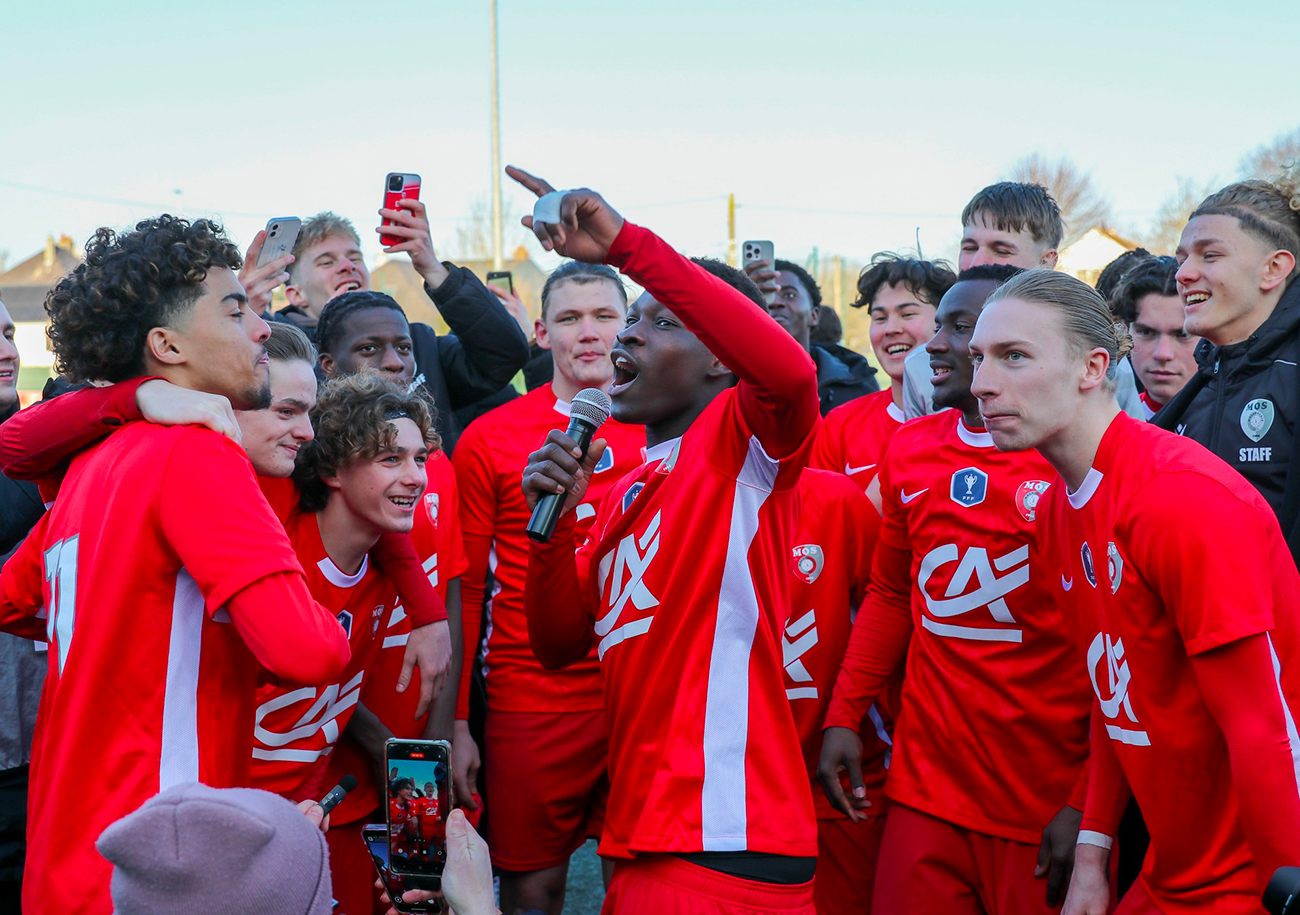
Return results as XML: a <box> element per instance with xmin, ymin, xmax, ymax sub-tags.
<box><xmin>506</xmin><ymin>165</ymin><xmax>818</xmax><ymax>458</ymax></box>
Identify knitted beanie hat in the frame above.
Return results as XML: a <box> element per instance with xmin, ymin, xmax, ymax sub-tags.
<box><xmin>96</xmin><ymin>783</ymin><xmax>333</xmax><ymax>915</ymax></box>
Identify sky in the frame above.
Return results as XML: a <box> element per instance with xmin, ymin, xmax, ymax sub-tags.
<box><xmin>3</xmin><ymin>0</ymin><xmax>1298</xmax><ymax>285</ymax></box>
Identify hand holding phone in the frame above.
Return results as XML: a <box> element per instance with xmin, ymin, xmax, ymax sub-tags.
<box><xmin>238</xmin><ymin>217</ymin><xmax>300</xmax><ymax>315</ymax></box>
<box><xmin>485</xmin><ymin>270</ymin><xmax>513</xmax><ymax>297</ymax></box>
<box><xmin>742</xmin><ymin>240</ymin><xmax>778</xmax><ymax>305</ymax></box>
<box><xmin>381</xmin><ymin>174</ymin><xmax>422</xmax><ymax>247</ymax></box>
<box><xmin>364</xmin><ymin>825</ymin><xmax>440</xmax><ymax>914</ymax></box>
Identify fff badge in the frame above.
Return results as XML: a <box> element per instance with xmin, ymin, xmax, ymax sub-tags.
<box><xmin>950</xmin><ymin>467</ymin><xmax>988</xmax><ymax>508</ymax></box>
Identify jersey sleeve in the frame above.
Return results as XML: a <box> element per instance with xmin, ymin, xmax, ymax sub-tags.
<box><xmin>842</xmin><ymin>482</ymin><xmax>881</xmax><ymax>608</ymax></box>
<box><xmin>874</xmin><ymin>442</ymin><xmax>912</xmax><ymax>552</ymax></box>
<box><xmin>1079</xmin><ymin>701</ymin><xmax>1131</xmax><ymax>838</ymax></box>
<box><xmin>225</xmin><ymin>571</ymin><xmax>351</xmax><ymax>685</ymax></box>
<box><xmin>525</xmin><ymin>511</ymin><xmax>597</xmax><ymax>670</ymax></box>
<box><xmin>0</xmin><ymin>378</ymin><xmax>152</xmax><ymax>481</ymax></box>
<box><xmin>371</xmin><ymin>532</ymin><xmax>448</xmax><ymax>627</ymax></box>
<box><xmin>605</xmin><ymin>222</ymin><xmax>819</xmax><ymax>459</ymax></box>
<box><xmin>807</xmin><ymin>414</ymin><xmax>840</xmax><ymax>473</ymax></box>
<box><xmin>450</xmin><ymin>426</ymin><xmax>499</xmax><ymax>720</ymax></box>
<box><xmin>258</xmin><ymin>476</ymin><xmax>301</xmax><ymax>525</ymax></box>
<box><xmin>1124</xmin><ymin>472</ymin><xmax>1277</xmax><ymax>655</ymax></box>
<box><xmin>0</xmin><ymin>513</ymin><xmax>51</xmax><ymax>640</ymax></box>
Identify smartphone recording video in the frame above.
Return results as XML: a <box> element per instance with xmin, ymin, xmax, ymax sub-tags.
<box><xmin>386</xmin><ymin>739</ymin><xmax>450</xmax><ymax>880</ymax></box>
<box><xmin>363</xmin><ymin>824</ymin><xmax>439</xmax><ymax>914</ymax></box>
<box><xmin>486</xmin><ymin>270</ymin><xmax>514</xmax><ymax>297</ymax></box>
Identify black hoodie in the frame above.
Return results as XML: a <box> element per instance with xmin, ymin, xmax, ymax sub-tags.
<box><xmin>812</xmin><ymin>343</ymin><xmax>880</xmax><ymax>415</ymax></box>
<box><xmin>1153</xmin><ymin>277</ymin><xmax>1300</xmax><ymax>563</ymax></box>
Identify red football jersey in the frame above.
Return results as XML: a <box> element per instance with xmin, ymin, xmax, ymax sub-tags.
<box><xmin>250</xmin><ymin>510</ymin><xmax>398</xmax><ymax>801</ymax></box>
<box><xmin>414</xmin><ymin>794</ymin><xmax>443</xmax><ymax>839</ymax></box>
<box><xmin>320</xmin><ymin>452</ymin><xmax>467</xmax><ymax>825</ymax></box>
<box><xmin>452</xmin><ymin>384</ymin><xmax>645</xmax><ymax>714</ymax></box>
<box><xmin>808</xmin><ymin>389</ymin><xmax>905</xmax><ymax>489</ymax></box>
<box><xmin>0</xmin><ymin>425</ymin><xmax>316</xmax><ymax>915</ymax></box>
<box><xmin>826</xmin><ymin>411</ymin><xmax>1092</xmax><ymax>844</ymax></box>
<box><xmin>572</xmin><ymin>388</ymin><xmax>817</xmax><ymax>859</ymax></box>
<box><xmin>1044</xmin><ymin>412</ymin><xmax>1300</xmax><ymax>912</ymax></box>
<box><xmin>784</xmin><ymin>469</ymin><xmax>893</xmax><ymax>819</ymax></box>
<box><xmin>390</xmin><ymin>797</ymin><xmax>416</xmax><ymax>841</ymax></box>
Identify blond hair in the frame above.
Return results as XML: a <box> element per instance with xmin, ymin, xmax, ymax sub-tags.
<box><xmin>986</xmin><ymin>269</ymin><xmax>1132</xmax><ymax>389</ymax></box>
<box><xmin>289</xmin><ymin>212</ymin><xmax>362</xmax><ymax>283</ymax></box>
<box><xmin>1191</xmin><ymin>172</ymin><xmax>1300</xmax><ymax>279</ymax></box>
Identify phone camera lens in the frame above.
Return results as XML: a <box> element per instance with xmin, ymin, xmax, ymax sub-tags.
<box><xmin>389</xmin><ymin>176</ymin><xmax>403</xmax><ymax>192</ymax></box>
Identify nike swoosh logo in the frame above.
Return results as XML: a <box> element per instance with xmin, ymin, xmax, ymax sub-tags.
<box><xmin>900</xmin><ymin>488</ymin><xmax>927</xmax><ymax>504</ymax></box>
<box><xmin>845</xmin><ymin>462</ymin><xmax>876</xmax><ymax>475</ymax></box>
<box><xmin>1062</xmin><ymin>575</ymin><xmax>1074</xmax><ymax>591</ymax></box>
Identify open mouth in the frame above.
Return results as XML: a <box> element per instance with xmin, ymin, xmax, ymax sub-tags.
<box><xmin>885</xmin><ymin>342</ymin><xmax>912</xmax><ymax>357</ymax></box>
<box><xmin>335</xmin><ymin>280</ymin><xmax>362</xmax><ymax>295</ymax></box>
<box><xmin>611</xmin><ymin>353</ymin><xmax>639</xmax><ymax>394</ymax></box>
<box><xmin>1184</xmin><ymin>292</ymin><xmax>1210</xmax><ymax>308</ymax></box>
<box><xmin>930</xmin><ymin>363</ymin><xmax>953</xmax><ymax>381</ymax></box>
<box><xmin>388</xmin><ymin>495</ymin><xmax>416</xmax><ymax>510</ymax></box>
<box><xmin>0</xmin><ymin>368</ymin><xmax>13</xmax><ymax>384</ymax></box>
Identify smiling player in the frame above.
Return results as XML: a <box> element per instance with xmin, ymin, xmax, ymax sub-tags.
<box><xmin>969</xmin><ymin>268</ymin><xmax>1300</xmax><ymax>915</ymax></box>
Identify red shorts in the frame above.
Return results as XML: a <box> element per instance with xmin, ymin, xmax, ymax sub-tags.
<box><xmin>814</xmin><ymin>814</ymin><xmax>887</xmax><ymax>915</ymax></box>
<box><xmin>485</xmin><ymin>708</ymin><xmax>608</xmax><ymax>871</ymax></box>
<box><xmin>871</xmin><ymin>804</ymin><xmax>1058</xmax><ymax>915</ymax></box>
<box><xmin>326</xmin><ymin>819</ymin><xmax>387</xmax><ymax>915</ymax></box>
<box><xmin>601</xmin><ymin>855</ymin><xmax>814</xmax><ymax>915</ymax></box>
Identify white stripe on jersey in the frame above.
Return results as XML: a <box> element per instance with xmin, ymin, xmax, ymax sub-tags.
<box><xmin>1266</xmin><ymin>634</ymin><xmax>1300</xmax><ymax>797</ymax></box>
<box><xmin>159</xmin><ymin>569</ymin><xmax>204</xmax><ymax>789</ymax></box>
<box><xmin>701</xmin><ymin>435</ymin><xmax>779</xmax><ymax>851</ymax></box>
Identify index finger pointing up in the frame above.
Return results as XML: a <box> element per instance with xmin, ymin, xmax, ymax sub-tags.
<box><xmin>505</xmin><ymin>165</ymin><xmax>556</xmax><ymax>198</ymax></box>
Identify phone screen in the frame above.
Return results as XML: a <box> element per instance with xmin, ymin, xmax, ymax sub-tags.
<box><xmin>363</xmin><ymin>826</ymin><xmax>439</xmax><ymax>914</ymax></box>
<box><xmin>486</xmin><ymin>271</ymin><xmax>514</xmax><ymax>297</ymax></box>
<box><xmin>386</xmin><ymin>740</ymin><xmax>449</xmax><ymax>878</ymax></box>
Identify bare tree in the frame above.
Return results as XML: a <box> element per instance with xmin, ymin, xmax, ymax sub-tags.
<box><xmin>451</xmin><ymin>194</ymin><xmax>532</xmax><ymax>261</ymax></box>
<box><xmin>1006</xmin><ymin>154</ymin><xmax>1114</xmax><ymax>245</ymax></box>
<box><xmin>1139</xmin><ymin>178</ymin><xmax>1218</xmax><ymax>256</ymax></box>
<box><xmin>1240</xmin><ymin>126</ymin><xmax>1300</xmax><ymax>180</ymax></box>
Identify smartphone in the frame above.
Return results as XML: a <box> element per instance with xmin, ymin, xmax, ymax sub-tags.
<box><xmin>386</xmin><ymin>738</ymin><xmax>450</xmax><ymax>882</ymax></box>
<box><xmin>363</xmin><ymin>824</ymin><xmax>440</xmax><ymax>914</ymax></box>
<box><xmin>742</xmin><ymin>239</ymin><xmax>777</xmax><ymax>304</ymax></box>
<box><xmin>381</xmin><ymin>173</ymin><xmax>422</xmax><ymax>248</ymax></box>
<box><xmin>486</xmin><ymin>270</ymin><xmax>514</xmax><ymax>297</ymax></box>
<box><xmin>255</xmin><ymin>217</ymin><xmax>301</xmax><ymax>269</ymax></box>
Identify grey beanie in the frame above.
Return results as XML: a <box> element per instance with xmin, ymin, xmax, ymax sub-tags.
<box><xmin>96</xmin><ymin>783</ymin><xmax>333</xmax><ymax>915</ymax></box>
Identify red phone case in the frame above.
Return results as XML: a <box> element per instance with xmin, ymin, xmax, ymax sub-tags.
<box><xmin>381</xmin><ymin>174</ymin><xmax>422</xmax><ymax>248</ymax></box>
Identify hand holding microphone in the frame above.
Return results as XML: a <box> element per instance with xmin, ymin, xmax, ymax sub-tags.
<box><xmin>523</xmin><ymin>388</ymin><xmax>612</xmax><ymax>542</ymax></box>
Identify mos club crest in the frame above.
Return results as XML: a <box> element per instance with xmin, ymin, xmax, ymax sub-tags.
<box><xmin>1240</xmin><ymin>399</ymin><xmax>1275</xmax><ymax>443</ymax></box>
<box><xmin>423</xmin><ymin>492</ymin><xmax>440</xmax><ymax>526</ymax></box>
<box><xmin>1015</xmin><ymin>480</ymin><xmax>1051</xmax><ymax>522</ymax></box>
<box><xmin>792</xmin><ymin>544</ymin><xmax>824</xmax><ymax>584</ymax></box>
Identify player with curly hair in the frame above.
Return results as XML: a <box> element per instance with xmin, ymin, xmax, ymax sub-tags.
<box><xmin>0</xmin><ymin>215</ymin><xmax>354</xmax><ymax>915</ymax></box>
<box><xmin>1154</xmin><ymin>172</ymin><xmax>1300</xmax><ymax>567</ymax></box>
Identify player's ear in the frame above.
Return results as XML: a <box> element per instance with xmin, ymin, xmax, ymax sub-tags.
<box><xmin>534</xmin><ymin>318</ymin><xmax>551</xmax><ymax>351</ymax></box>
<box><xmin>322</xmin><ymin>472</ymin><xmax>342</xmax><ymax>492</ymax></box>
<box><xmin>1079</xmin><ymin>347</ymin><xmax>1110</xmax><ymax>392</ymax></box>
<box><xmin>318</xmin><ymin>353</ymin><xmax>336</xmax><ymax>378</ymax></box>
<box><xmin>705</xmin><ymin>355</ymin><xmax>734</xmax><ymax>382</ymax></box>
<box><xmin>145</xmin><ymin>326</ymin><xmax>186</xmax><ymax>367</ymax></box>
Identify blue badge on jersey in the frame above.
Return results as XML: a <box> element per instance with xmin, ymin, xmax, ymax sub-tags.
<box><xmin>594</xmin><ymin>446</ymin><xmax>615</xmax><ymax>474</ymax></box>
<box><xmin>622</xmin><ymin>481</ymin><xmax>645</xmax><ymax>513</ymax></box>
<box><xmin>337</xmin><ymin>609</ymin><xmax>353</xmax><ymax>638</ymax></box>
<box><xmin>949</xmin><ymin>467</ymin><xmax>988</xmax><ymax>508</ymax></box>
<box><xmin>1081</xmin><ymin>543</ymin><xmax>1097</xmax><ymax>589</ymax></box>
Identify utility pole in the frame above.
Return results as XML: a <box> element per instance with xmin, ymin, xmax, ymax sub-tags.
<box><xmin>727</xmin><ymin>193</ymin><xmax>736</xmax><ymax>266</ymax></box>
<box><xmin>490</xmin><ymin>0</ymin><xmax>503</xmax><ymax>270</ymax></box>
<box><xmin>832</xmin><ymin>254</ymin><xmax>844</xmax><ymax>316</ymax></box>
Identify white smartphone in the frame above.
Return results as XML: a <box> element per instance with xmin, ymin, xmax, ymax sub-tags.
<box><xmin>256</xmin><ymin>217</ymin><xmax>301</xmax><ymax>268</ymax></box>
<box><xmin>742</xmin><ymin>239</ymin><xmax>776</xmax><ymax>305</ymax></box>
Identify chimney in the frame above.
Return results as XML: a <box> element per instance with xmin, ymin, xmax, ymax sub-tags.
<box><xmin>44</xmin><ymin>236</ymin><xmax>55</xmax><ymax>268</ymax></box>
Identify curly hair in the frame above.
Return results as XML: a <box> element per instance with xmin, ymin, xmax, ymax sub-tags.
<box><xmin>854</xmin><ymin>253</ymin><xmax>956</xmax><ymax>309</ymax></box>
<box><xmin>315</xmin><ymin>291</ymin><xmax>407</xmax><ymax>358</ymax></box>
<box><xmin>1191</xmin><ymin>175</ymin><xmax>1300</xmax><ymax>279</ymax></box>
<box><xmin>293</xmin><ymin>372</ymin><xmax>439</xmax><ymax>513</ymax></box>
<box><xmin>961</xmin><ymin>182</ymin><xmax>1064</xmax><ymax>249</ymax></box>
<box><xmin>774</xmin><ymin>259</ymin><xmax>822</xmax><ymax>310</ymax></box>
<box><xmin>45</xmin><ymin>215</ymin><xmax>242</xmax><ymax>383</ymax></box>
<box><xmin>689</xmin><ymin>257</ymin><xmax>767</xmax><ymax>309</ymax></box>
<box><xmin>1110</xmin><ymin>255</ymin><xmax>1179</xmax><ymax>325</ymax></box>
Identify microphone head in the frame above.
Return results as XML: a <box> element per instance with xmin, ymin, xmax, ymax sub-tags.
<box><xmin>339</xmin><ymin>774</ymin><xmax>358</xmax><ymax>793</ymax></box>
<box><xmin>1265</xmin><ymin>866</ymin><xmax>1300</xmax><ymax>914</ymax></box>
<box><xmin>571</xmin><ymin>388</ymin><xmax>613</xmax><ymax>428</ymax></box>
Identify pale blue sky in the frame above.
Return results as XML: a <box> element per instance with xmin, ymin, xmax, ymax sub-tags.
<box><xmin>2</xmin><ymin>0</ymin><xmax>1297</xmax><ymax>280</ymax></box>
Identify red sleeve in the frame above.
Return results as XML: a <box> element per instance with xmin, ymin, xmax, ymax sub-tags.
<box><xmin>844</xmin><ymin>484</ymin><xmax>880</xmax><ymax>608</ymax></box>
<box><xmin>807</xmin><ymin>414</ymin><xmax>840</xmax><ymax>473</ymax></box>
<box><xmin>1126</xmin><ymin>473</ymin><xmax>1275</xmax><ymax>655</ymax></box>
<box><xmin>1191</xmin><ymin>633</ymin><xmax>1300</xmax><ymax>890</ymax></box>
<box><xmin>525</xmin><ymin>512</ymin><xmax>597</xmax><ymax>669</ymax></box>
<box><xmin>258</xmin><ymin>476</ymin><xmax>300</xmax><ymax>525</ymax></box>
<box><xmin>1079</xmin><ymin>703</ymin><xmax>1130</xmax><ymax>836</ymax></box>
<box><xmin>450</xmin><ymin>429</ymin><xmax>498</xmax><ymax>720</ymax></box>
<box><xmin>370</xmin><ymin>533</ymin><xmax>448</xmax><ymax>627</ymax></box>
<box><xmin>605</xmin><ymin>222</ymin><xmax>819</xmax><ymax>459</ymax></box>
<box><xmin>0</xmin><ymin>514</ymin><xmax>51</xmax><ymax>641</ymax></box>
<box><xmin>225</xmin><ymin>571</ymin><xmax>350</xmax><ymax>685</ymax></box>
<box><xmin>823</xmin><ymin>538</ymin><xmax>914</xmax><ymax>730</ymax></box>
<box><xmin>0</xmin><ymin>378</ymin><xmax>153</xmax><ymax>480</ymax></box>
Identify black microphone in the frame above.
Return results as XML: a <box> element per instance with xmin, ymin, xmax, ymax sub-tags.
<box><xmin>317</xmin><ymin>774</ymin><xmax>358</xmax><ymax>816</ymax></box>
<box><xmin>527</xmin><ymin>388</ymin><xmax>612</xmax><ymax>543</ymax></box>
<box><xmin>1265</xmin><ymin>867</ymin><xmax>1300</xmax><ymax>914</ymax></box>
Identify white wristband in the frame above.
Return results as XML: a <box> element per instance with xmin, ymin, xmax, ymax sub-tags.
<box><xmin>1076</xmin><ymin>830</ymin><xmax>1114</xmax><ymax>850</ymax></box>
<box><xmin>532</xmin><ymin>190</ymin><xmax>569</xmax><ymax>226</ymax></box>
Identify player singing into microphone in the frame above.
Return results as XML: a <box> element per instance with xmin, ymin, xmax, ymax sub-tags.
<box><xmin>514</xmin><ymin>167</ymin><xmax>821</xmax><ymax>915</ymax></box>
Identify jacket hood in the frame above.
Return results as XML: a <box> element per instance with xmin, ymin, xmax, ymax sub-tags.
<box><xmin>813</xmin><ymin>343</ymin><xmax>878</xmax><ymax>387</ymax></box>
<box><xmin>1194</xmin><ymin>276</ymin><xmax>1300</xmax><ymax>378</ymax></box>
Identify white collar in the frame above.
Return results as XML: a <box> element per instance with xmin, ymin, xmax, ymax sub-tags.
<box><xmin>886</xmin><ymin>401</ymin><xmax>905</xmax><ymax>423</ymax></box>
<box><xmin>1067</xmin><ymin>468</ymin><xmax>1104</xmax><ymax>509</ymax></box>
<box><xmin>645</xmin><ymin>437</ymin><xmax>681</xmax><ymax>464</ymax></box>
<box><xmin>956</xmin><ymin>418</ymin><xmax>994</xmax><ymax>449</ymax></box>
<box><xmin>318</xmin><ymin>554</ymin><xmax>368</xmax><ymax>588</ymax></box>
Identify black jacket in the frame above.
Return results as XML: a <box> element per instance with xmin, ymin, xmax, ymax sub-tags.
<box><xmin>0</xmin><ymin>401</ymin><xmax>44</xmax><ymax>556</ymax></box>
<box><xmin>1153</xmin><ymin>277</ymin><xmax>1300</xmax><ymax>564</ymax></box>
<box><xmin>813</xmin><ymin>343</ymin><xmax>880</xmax><ymax>415</ymax></box>
<box><xmin>272</xmin><ymin>264</ymin><xmax>529</xmax><ymax>454</ymax></box>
